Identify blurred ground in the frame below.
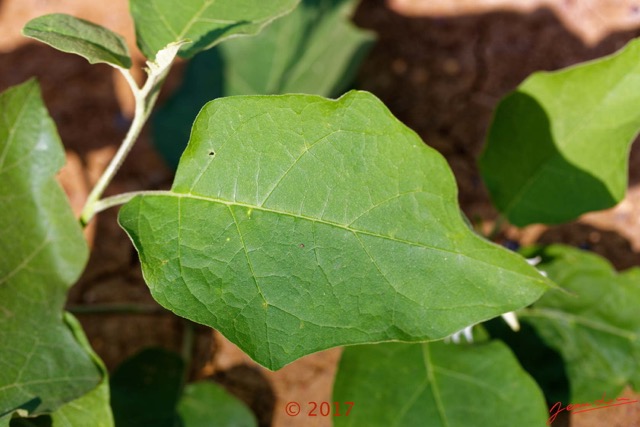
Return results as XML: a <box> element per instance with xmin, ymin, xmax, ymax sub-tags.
<box><xmin>1</xmin><ymin>0</ymin><xmax>640</xmax><ymax>426</ymax></box>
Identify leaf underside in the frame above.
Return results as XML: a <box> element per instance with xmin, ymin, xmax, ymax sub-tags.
<box><xmin>22</xmin><ymin>14</ymin><xmax>132</xmax><ymax>68</ymax></box>
<box><xmin>0</xmin><ymin>80</ymin><xmax>100</xmax><ymax>419</ymax></box>
<box><xmin>333</xmin><ymin>341</ymin><xmax>548</xmax><ymax>427</ymax></box>
<box><xmin>129</xmin><ymin>0</ymin><xmax>300</xmax><ymax>59</ymax></box>
<box><xmin>522</xmin><ymin>245</ymin><xmax>640</xmax><ymax>402</ymax></box>
<box><xmin>119</xmin><ymin>91</ymin><xmax>550</xmax><ymax>370</ymax></box>
<box><xmin>480</xmin><ymin>38</ymin><xmax>640</xmax><ymax>226</ymax></box>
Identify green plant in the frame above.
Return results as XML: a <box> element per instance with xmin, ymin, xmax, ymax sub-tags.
<box><xmin>1</xmin><ymin>1</ymin><xmax>639</xmax><ymax>426</ymax></box>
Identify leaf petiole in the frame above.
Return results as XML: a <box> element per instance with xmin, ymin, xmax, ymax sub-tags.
<box><xmin>91</xmin><ymin>190</ymin><xmax>170</xmax><ymax>215</ymax></box>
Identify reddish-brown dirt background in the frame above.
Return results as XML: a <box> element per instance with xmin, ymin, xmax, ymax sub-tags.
<box><xmin>2</xmin><ymin>0</ymin><xmax>640</xmax><ymax>426</ymax></box>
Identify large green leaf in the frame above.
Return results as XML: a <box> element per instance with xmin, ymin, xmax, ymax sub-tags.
<box><xmin>130</xmin><ymin>0</ymin><xmax>300</xmax><ymax>59</ymax></box>
<box><xmin>119</xmin><ymin>91</ymin><xmax>550</xmax><ymax>370</ymax></box>
<box><xmin>178</xmin><ymin>382</ymin><xmax>257</xmax><ymax>427</ymax></box>
<box><xmin>333</xmin><ymin>340</ymin><xmax>548</xmax><ymax>426</ymax></box>
<box><xmin>22</xmin><ymin>14</ymin><xmax>131</xmax><ymax>68</ymax></box>
<box><xmin>479</xmin><ymin>38</ymin><xmax>640</xmax><ymax>226</ymax></box>
<box><xmin>0</xmin><ymin>80</ymin><xmax>100</xmax><ymax>418</ymax></box>
<box><xmin>520</xmin><ymin>245</ymin><xmax>640</xmax><ymax>402</ymax></box>
<box><xmin>153</xmin><ymin>0</ymin><xmax>375</xmax><ymax>168</ymax></box>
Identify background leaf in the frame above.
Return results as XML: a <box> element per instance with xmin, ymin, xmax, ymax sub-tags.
<box><xmin>333</xmin><ymin>340</ymin><xmax>548</xmax><ymax>427</ymax></box>
<box><xmin>0</xmin><ymin>80</ymin><xmax>100</xmax><ymax>418</ymax></box>
<box><xmin>479</xmin><ymin>38</ymin><xmax>640</xmax><ymax>226</ymax></box>
<box><xmin>22</xmin><ymin>14</ymin><xmax>131</xmax><ymax>68</ymax></box>
<box><xmin>111</xmin><ymin>349</ymin><xmax>254</xmax><ymax>427</ymax></box>
<box><xmin>119</xmin><ymin>91</ymin><xmax>550</xmax><ymax>370</ymax></box>
<box><xmin>110</xmin><ymin>348</ymin><xmax>183</xmax><ymax>427</ymax></box>
<box><xmin>485</xmin><ymin>316</ymin><xmax>570</xmax><ymax>406</ymax></box>
<box><xmin>177</xmin><ymin>382</ymin><xmax>257</xmax><ymax>427</ymax></box>
<box><xmin>130</xmin><ymin>0</ymin><xmax>299</xmax><ymax>60</ymax></box>
<box><xmin>152</xmin><ymin>0</ymin><xmax>375</xmax><ymax>168</ymax></box>
<box><xmin>520</xmin><ymin>245</ymin><xmax>640</xmax><ymax>402</ymax></box>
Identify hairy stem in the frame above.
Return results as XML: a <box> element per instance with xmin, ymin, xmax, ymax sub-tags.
<box><xmin>80</xmin><ymin>41</ymin><xmax>187</xmax><ymax>225</ymax></box>
<box><xmin>92</xmin><ymin>190</ymin><xmax>171</xmax><ymax>215</ymax></box>
<box><xmin>80</xmin><ymin>70</ymin><xmax>148</xmax><ymax>225</ymax></box>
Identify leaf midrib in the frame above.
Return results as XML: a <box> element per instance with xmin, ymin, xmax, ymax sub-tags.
<box><xmin>142</xmin><ymin>190</ymin><xmax>547</xmax><ymax>284</ymax></box>
<box><xmin>422</xmin><ymin>344</ymin><xmax>450</xmax><ymax>427</ymax></box>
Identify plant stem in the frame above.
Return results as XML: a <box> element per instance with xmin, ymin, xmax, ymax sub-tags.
<box><xmin>91</xmin><ymin>190</ymin><xmax>171</xmax><ymax>215</ymax></box>
<box><xmin>79</xmin><ymin>42</ymin><xmax>187</xmax><ymax>225</ymax></box>
<box><xmin>67</xmin><ymin>303</ymin><xmax>167</xmax><ymax>315</ymax></box>
<box><xmin>79</xmin><ymin>68</ymin><xmax>152</xmax><ymax>225</ymax></box>
<box><xmin>181</xmin><ymin>320</ymin><xmax>196</xmax><ymax>386</ymax></box>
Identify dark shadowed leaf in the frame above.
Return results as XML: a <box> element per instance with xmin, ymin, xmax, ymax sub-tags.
<box><xmin>110</xmin><ymin>348</ymin><xmax>183</xmax><ymax>427</ymax></box>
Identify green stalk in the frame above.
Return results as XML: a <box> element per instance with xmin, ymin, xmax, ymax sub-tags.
<box><xmin>80</xmin><ymin>41</ymin><xmax>188</xmax><ymax>225</ymax></box>
<box><xmin>67</xmin><ymin>303</ymin><xmax>166</xmax><ymax>315</ymax></box>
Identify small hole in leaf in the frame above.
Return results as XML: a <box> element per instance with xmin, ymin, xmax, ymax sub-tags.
<box><xmin>208</xmin><ymin>151</ymin><xmax>215</xmax><ymax>156</ymax></box>
<box><xmin>299</xmin><ymin>243</ymin><xmax>305</xmax><ymax>248</ymax></box>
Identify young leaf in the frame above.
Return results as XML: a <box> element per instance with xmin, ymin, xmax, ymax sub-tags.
<box><xmin>479</xmin><ymin>38</ymin><xmax>640</xmax><ymax>226</ymax></box>
<box><xmin>333</xmin><ymin>341</ymin><xmax>548</xmax><ymax>426</ymax></box>
<box><xmin>22</xmin><ymin>14</ymin><xmax>131</xmax><ymax>68</ymax></box>
<box><xmin>152</xmin><ymin>0</ymin><xmax>375</xmax><ymax>168</ymax></box>
<box><xmin>177</xmin><ymin>382</ymin><xmax>257</xmax><ymax>427</ymax></box>
<box><xmin>119</xmin><ymin>91</ymin><xmax>550</xmax><ymax>370</ymax></box>
<box><xmin>0</xmin><ymin>80</ymin><xmax>100</xmax><ymax>417</ymax></box>
<box><xmin>521</xmin><ymin>245</ymin><xmax>640</xmax><ymax>402</ymax></box>
<box><xmin>129</xmin><ymin>0</ymin><xmax>300</xmax><ymax>60</ymax></box>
